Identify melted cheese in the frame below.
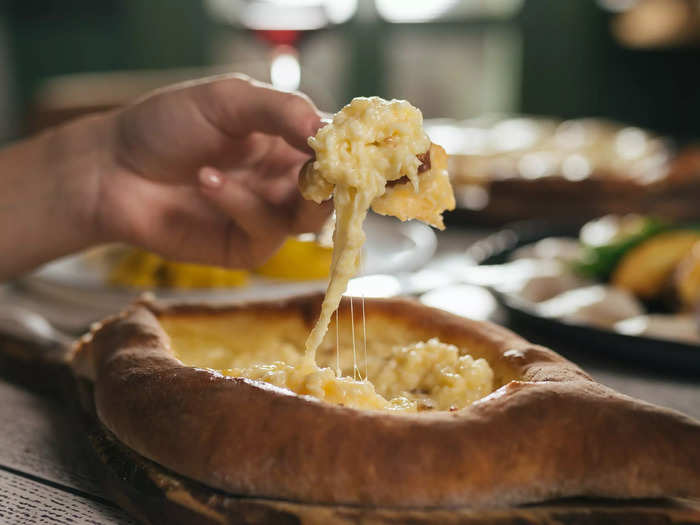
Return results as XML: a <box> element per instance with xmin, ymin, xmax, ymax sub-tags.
<box><xmin>220</xmin><ymin>338</ymin><xmax>493</xmax><ymax>412</ymax></box>
<box><xmin>300</xmin><ymin>97</ymin><xmax>453</xmax><ymax>361</ymax></box>
<box><xmin>164</xmin><ymin>317</ymin><xmax>494</xmax><ymax>412</ymax></box>
<box><xmin>372</xmin><ymin>143</ymin><xmax>454</xmax><ymax>229</ymax></box>
<box><xmin>370</xmin><ymin>339</ymin><xmax>494</xmax><ymax>410</ymax></box>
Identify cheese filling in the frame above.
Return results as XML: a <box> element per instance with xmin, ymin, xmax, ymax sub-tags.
<box><xmin>301</xmin><ymin>97</ymin><xmax>432</xmax><ymax>361</ymax></box>
<box><xmin>164</xmin><ymin>317</ymin><xmax>494</xmax><ymax>413</ymax></box>
<box><xmin>220</xmin><ymin>338</ymin><xmax>493</xmax><ymax>412</ymax></box>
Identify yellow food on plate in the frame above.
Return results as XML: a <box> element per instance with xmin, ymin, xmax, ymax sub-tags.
<box><xmin>108</xmin><ymin>249</ymin><xmax>164</xmax><ymax>289</ymax></box>
<box><xmin>674</xmin><ymin>241</ymin><xmax>700</xmax><ymax>309</ymax></box>
<box><xmin>254</xmin><ymin>235</ymin><xmax>332</xmax><ymax>280</ymax></box>
<box><xmin>612</xmin><ymin>230</ymin><xmax>700</xmax><ymax>299</ymax></box>
<box><xmin>108</xmin><ymin>233</ymin><xmax>337</xmax><ymax>289</ymax></box>
<box><xmin>109</xmin><ymin>248</ymin><xmax>249</xmax><ymax>289</ymax></box>
<box><xmin>160</xmin><ymin>261</ymin><xmax>249</xmax><ymax>289</ymax></box>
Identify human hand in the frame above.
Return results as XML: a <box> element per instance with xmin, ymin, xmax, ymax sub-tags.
<box><xmin>94</xmin><ymin>74</ymin><xmax>331</xmax><ymax>268</ymax></box>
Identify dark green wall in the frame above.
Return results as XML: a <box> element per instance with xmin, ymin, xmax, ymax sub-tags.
<box><xmin>2</xmin><ymin>0</ymin><xmax>699</xmax><ymax>141</ymax></box>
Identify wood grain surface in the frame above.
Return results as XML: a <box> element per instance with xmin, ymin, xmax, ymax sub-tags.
<box><xmin>0</xmin><ymin>378</ymin><xmax>135</xmax><ymax>524</ymax></box>
<box><xmin>0</xmin><ymin>379</ymin><xmax>104</xmax><ymax>497</ymax></box>
<box><xmin>0</xmin><ymin>469</ymin><xmax>135</xmax><ymax>525</ymax></box>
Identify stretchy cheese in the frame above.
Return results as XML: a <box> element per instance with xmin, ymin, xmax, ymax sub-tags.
<box><xmin>300</xmin><ymin>97</ymin><xmax>454</xmax><ymax>361</ymax></box>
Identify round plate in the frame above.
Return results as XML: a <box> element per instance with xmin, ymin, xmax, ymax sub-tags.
<box><xmin>466</xmin><ymin>221</ymin><xmax>700</xmax><ymax>374</ymax></box>
<box><xmin>20</xmin><ymin>214</ymin><xmax>437</xmax><ymax>324</ymax></box>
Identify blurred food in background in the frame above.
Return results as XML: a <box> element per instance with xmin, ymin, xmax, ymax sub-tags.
<box><xmin>1</xmin><ymin>0</ymin><xmax>699</xmax><ymax>229</ymax></box>
<box><xmin>610</xmin><ymin>229</ymin><xmax>700</xmax><ymax>299</ymax></box>
<box><xmin>107</xmin><ymin>248</ymin><xmax>251</xmax><ymax>289</ymax></box>
<box><xmin>608</xmin><ymin>0</ymin><xmax>700</xmax><ymax>49</ymax></box>
<box><xmin>3</xmin><ymin>1</ymin><xmax>695</xmax><ymax>137</ymax></box>
<box><xmin>253</xmin><ymin>233</ymin><xmax>333</xmax><ymax>280</ymax></box>
<box><xmin>105</xmin><ymin>233</ymin><xmax>333</xmax><ymax>290</ymax></box>
<box><xmin>0</xmin><ymin>0</ymin><xmax>699</xmax><ymax>342</ymax></box>
<box><xmin>469</xmin><ymin>214</ymin><xmax>700</xmax><ymax>344</ymax></box>
<box><xmin>429</xmin><ymin>117</ymin><xmax>700</xmax><ymax>225</ymax></box>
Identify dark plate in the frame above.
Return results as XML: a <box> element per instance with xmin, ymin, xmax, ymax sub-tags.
<box><xmin>466</xmin><ymin>221</ymin><xmax>700</xmax><ymax>375</ymax></box>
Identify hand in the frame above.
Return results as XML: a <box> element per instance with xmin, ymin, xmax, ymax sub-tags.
<box><xmin>0</xmin><ymin>74</ymin><xmax>332</xmax><ymax>279</ymax></box>
<box><xmin>93</xmin><ymin>74</ymin><xmax>331</xmax><ymax>268</ymax></box>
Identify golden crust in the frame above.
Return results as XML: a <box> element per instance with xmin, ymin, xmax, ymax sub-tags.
<box><xmin>71</xmin><ymin>293</ymin><xmax>700</xmax><ymax>508</ymax></box>
<box><xmin>371</xmin><ymin>144</ymin><xmax>455</xmax><ymax>230</ymax></box>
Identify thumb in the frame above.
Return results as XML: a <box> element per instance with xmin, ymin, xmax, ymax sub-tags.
<box><xmin>200</xmin><ymin>75</ymin><xmax>324</xmax><ymax>153</ymax></box>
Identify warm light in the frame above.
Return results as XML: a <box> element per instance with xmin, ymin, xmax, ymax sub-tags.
<box><xmin>274</xmin><ymin>0</ymin><xmax>323</xmax><ymax>4</ymax></box>
<box><xmin>518</xmin><ymin>152</ymin><xmax>555</xmax><ymax>179</ymax></box>
<box><xmin>616</xmin><ymin>127</ymin><xmax>647</xmax><ymax>159</ymax></box>
<box><xmin>615</xmin><ymin>315</ymin><xmax>648</xmax><ymax>335</ymax></box>
<box><xmin>490</xmin><ymin>118</ymin><xmax>540</xmax><ymax>151</ymax></box>
<box><xmin>421</xmin><ymin>285</ymin><xmax>499</xmax><ymax>321</ymax></box>
<box><xmin>326</xmin><ymin>0</ymin><xmax>358</xmax><ymax>23</ymax></box>
<box><xmin>376</xmin><ymin>0</ymin><xmax>522</xmax><ymax>22</ymax></box>
<box><xmin>611</xmin><ymin>0</ymin><xmax>694</xmax><ymax>48</ymax></box>
<box><xmin>345</xmin><ymin>275</ymin><xmax>402</xmax><ymax>298</ymax></box>
<box><xmin>375</xmin><ymin>0</ymin><xmax>459</xmax><ymax>22</ymax></box>
<box><xmin>456</xmin><ymin>185</ymin><xmax>489</xmax><ymax>210</ymax></box>
<box><xmin>242</xmin><ymin>3</ymin><xmax>325</xmax><ymax>30</ymax></box>
<box><xmin>270</xmin><ymin>52</ymin><xmax>301</xmax><ymax>91</ymax></box>
<box><xmin>580</xmin><ymin>215</ymin><xmax>622</xmax><ymax>247</ymax></box>
<box><xmin>425</xmin><ymin>122</ymin><xmax>487</xmax><ymax>154</ymax></box>
<box><xmin>555</xmin><ymin>120</ymin><xmax>588</xmax><ymax>149</ymax></box>
<box><xmin>562</xmin><ymin>154</ymin><xmax>592</xmax><ymax>181</ymax></box>
<box><xmin>206</xmin><ymin>0</ymin><xmax>356</xmax><ymax>29</ymax></box>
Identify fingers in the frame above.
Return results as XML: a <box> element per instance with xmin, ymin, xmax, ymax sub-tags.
<box><xmin>198</xmin><ymin>166</ymin><xmax>287</xmax><ymax>238</ymax></box>
<box><xmin>237</xmin><ymin>136</ymin><xmax>309</xmax><ymax>205</ymax></box>
<box><xmin>198</xmin><ymin>166</ymin><xmax>289</xmax><ymax>266</ymax></box>
<box><xmin>199</xmin><ymin>165</ymin><xmax>333</xmax><ymax>260</ymax></box>
<box><xmin>101</xmin><ymin>175</ymin><xmax>254</xmax><ymax>268</ymax></box>
<box><xmin>290</xmin><ymin>198</ymin><xmax>333</xmax><ymax>235</ymax></box>
<box><xmin>198</xmin><ymin>75</ymin><xmax>324</xmax><ymax>153</ymax></box>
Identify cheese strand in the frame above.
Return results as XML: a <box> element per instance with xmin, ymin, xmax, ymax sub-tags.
<box><xmin>335</xmin><ymin>308</ymin><xmax>340</xmax><ymax>377</ymax></box>
<box><xmin>350</xmin><ymin>295</ymin><xmax>357</xmax><ymax>380</ymax></box>
<box><xmin>362</xmin><ymin>291</ymin><xmax>368</xmax><ymax>381</ymax></box>
<box><xmin>304</xmin><ymin>186</ymin><xmax>374</xmax><ymax>364</ymax></box>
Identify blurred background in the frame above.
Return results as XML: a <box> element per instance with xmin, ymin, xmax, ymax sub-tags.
<box><xmin>3</xmin><ymin>0</ymin><xmax>700</xmax><ymax>362</ymax></box>
<box><xmin>1</xmin><ymin>0</ymin><xmax>699</xmax><ymax>144</ymax></box>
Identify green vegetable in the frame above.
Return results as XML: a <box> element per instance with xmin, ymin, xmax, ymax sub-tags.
<box><xmin>574</xmin><ymin>217</ymin><xmax>667</xmax><ymax>280</ymax></box>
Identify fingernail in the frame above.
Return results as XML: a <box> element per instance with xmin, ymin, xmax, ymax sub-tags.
<box><xmin>199</xmin><ymin>167</ymin><xmax>222</xmax><ymax>189</ymax></box>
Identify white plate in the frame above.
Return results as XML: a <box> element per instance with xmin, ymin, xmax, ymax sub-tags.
<box><xmin>19</xmin><ymin>214</ymin><xmax>437</xmax><ymax>326</ymax></box>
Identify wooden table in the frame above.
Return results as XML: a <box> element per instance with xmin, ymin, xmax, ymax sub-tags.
<box><xmin>0</xmin><ymin>375</ymin><xmax>136</xmax><ymax>524</ymax></box>
<box><xmin>1</xmin><ymin>230</ymin><xmax>699</xmax><ymax>524</ymax></box>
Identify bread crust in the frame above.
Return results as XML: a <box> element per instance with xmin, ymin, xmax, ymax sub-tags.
<box><xmin>71</xmin><ymin>293</ymin><xmax>700</xmax><ymax>508</ymax></box>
